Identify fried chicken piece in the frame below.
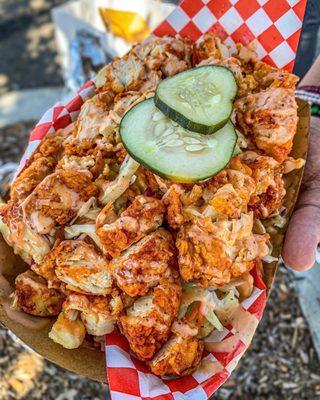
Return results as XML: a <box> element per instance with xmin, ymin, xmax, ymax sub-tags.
<box><xmin>65</xmin><ymin>93</ymin><xmax>116</xmax><ymax>156</ymax></box>
<box><xmin>109</xmin><ymin>228</ymin><xmax>175</xmax><ymax>297</ymax></box>
<box><xmin>133</xmin><ymin>36</ymin><xmax>192</xmax><ymax>77</ymax></box>
<box><xmin>252</xmin><ymin>61</ymin><xmax>299</xmax><ymax>91</ymax></box>
<box><xmin>239</xmin><ymin>152</ymin><xmax>286</xmax><ymax>219</ymax></box>
<box><xmin>176</xmin><ymin>214</ymin><xmax>269</xmax><ymax>287</ymax></box>
<box><xmin>150</xmin><ymin>321</ymin><xmax>204</xmax><ymax>376</ymax></box>
<box><xmin>62</xmin><ymin>293</ymin><xmax>125</xmax><ymax>336</ymax></box>
<box><xmin>49</xmin><ymin>310</ymin><xmax>86</xmax><ymax>349</ymax></box>
<box><xmin>193</xmin><ymin>33</ymin><xmax>231</xmax><ymax>64</ymax></box>
<box><xmin>13</xmin><ymin>270</ymin><xmax>65</xmax><ymax>317</ymax></box>
<box><xmin>21</xmin><ymin>169</ymin><xmax>98</xmax><ymax>234</ymax></box>
<box><xmin>31</xmin><ymin>242</ymin><xmax>63</xmax><ymax>288</ymax></box>
<box><xmin>54</xmin><ymin>240</ymin><xmax>113</xmax><ymax>295</ymax></box>
<box><xmin>119</xmin><ymin>278</ymin><xmax>182</xmax><ymax>361</ymax></box>
<box><xmin>1</xmin><ymin>202</ymin><xmax>51</xmax><ymax>264</ymax></box>
<box><xmin>101</xmin><ymin>53</ymin><xmax>147</xmax><ymax>93</ymax></box>
<box><xmin>235</xmin><ymin>87</ymin><xmax>298</xmax><ymax>163</ymax></box>
<box><xmin>10</xmin><ymin>157</ymin><xmax>56</xmax><ymax>204</ymax></box>
<box><xmin>96</xmin><ymin>195</ymin><xmax>165</xmax><ymax>257</ymax></box>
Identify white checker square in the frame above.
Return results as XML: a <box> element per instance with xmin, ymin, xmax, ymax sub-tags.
<box><xmin>229</xmin><ymin>0</ymin><xmax>239</xmax><ymax>4</ymax></box>
<box><xmin>254</xmin><ymin>40</ymin><xmax>268</xmax><ymax>59</ymax></box>
<box><xmin>167</xmin><ymin>7</ymin><xmax>190</xmax><ymax>31</ymax></box>
<box><xmin>193</xmin><ymin>354</ymin><xmax>218</xmax><ymax>384</ymax></box>
<box><xmin>241</xmin><ymin>286</ymin><xmax>262</xmax><ymax>310</ymax></box>
<box><xmin>246</xmin><ymin>8</ymin><xmax>273</xmax><ymax>36</ymax></box>
<box><xmin>224</xmin><ymin>36</ymin><xmax>237</xmax><ymax>53</ymax></box>
<box><xmin>110</xmin><ymin>391</ymin><xmax>141</xmax><ymax>400</ymax></box>
<box><xmin>202</xmin><ymin>0</ymin><xmax>211</xmax><ymax>4</ymax></box>
<box><xmin>205</xmin><ymin>326</ymin><xmax>231</xmax><ymax>343</ymax></box>
<box><xmin>287</xmin><ymin>0</ymin><xmax>301</xmax><ymax>5</ymax></box>
<box><xmin>106</xmin><ymin>345</ymin><xmax>136</xmax><ymax>369</ymax></box>
<box><xmin>256</xmin><ymin>0</ymin><xmax>269</xmax><ymax>5</ymax></box>
<box><xmin>275</xmin><ymin>9</ymin><xmax>302</xmax><ymax>39</ymax></box>
<box><xmin>16</xmin><ymin>140</ymin><xmax>41</xmax><ymax>177</ymax></box>
<box><xmin>269</xmin><ymin>41</ymin><xmax>295</xmax><ymax>68</ymax></box>
<box><xmin>184</xmin><ymin>386</ymin><xmax>208</xmax><ymax>400</ymax></box>
<box><xmin>138</xmin><ymin>371</ymin><xmax>171</xmax><ymax>397</ymax></box>
<box><xmin>193</xmin><ymin>6</ymin><xmax>217</xmax><ymax>33</ymax></box>
<box><xmin>225</xmin><ymin>352</ymin><xmax>243</xmax><ymax>374</ymax></box>
<box><xmin>219</xmin><ymin>7</ymin><xmax>244</xmax><ymax>35</ymax></box>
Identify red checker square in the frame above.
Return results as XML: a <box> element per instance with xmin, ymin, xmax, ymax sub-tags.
<box><xmin>52</xmin><ymin>105</ymin><xmax>64</xmax><ymax>121</ymax></box>
<box><xmin>283</xmin><ymin>59</ymin><xmax>295</xmax><ymax>72</ymax></box>
<box><xmin>78</xmin><ymin>80</ymin><xmax>94</xmax><ymax>92</ymax></box>
<box><xmin>165</xmin><ymin>375</ymin><xmax>198</xmax><ymax>393</ymax></box>
<box><xmin>258</xmin><ymin>24</ymin><xmax>284</xmax><ymax>53</ymax></box>
<box><xmin>53</xmin><ymin>114</ymin><xmax>72</xmax><ymax>131</ymax></box>
<box><xmin>232</xmin><ymin>24</ymin><xmax>255</xmax><ymax>46</ymax></box>
<box><xmin>201</xmin><ymin>370</ymin><xmax>230</xmax><ymax>396</ymax></box>
<box><xmin>29</xmin><ymin>123</ymin><xmax>52</xmax><ymax>141</ymax></box>
<box><xmin>251</xmin><ymin>264</ymin><xmax>266</xmax><ymax>290</ymax></box>
<box><xmin>180</xmin><ymin>0</ymin><xmax>204</xmax><ymax>18</ymax></box>
<box><xmin>142</xmin><ymin>394</ymin><xmax>174</xmax><ymax>400</ymax></box>
<box><xmin>213</xmin><ymin>340</ymin><xmax>246</xmax><ymax>367</ymax></box>
<box><xmin>293</xmin><ymin>1</ymin><xmax>307</xmax><ymax>21</ymax></box>
<box><xmin>154</xmin><ymin>20</ymin><xmax>177</xmax><ymax>37</ymax></box>
<box><xmin>179</xmin><ymin>21</ymin><xmax>203</xmax><ymax>42</ymax></box>
<box><xmin>131</xmin><ymin>356</ymin><xmax>150</xmax><ymax>374</ymax></box>
<box><xmin>108</xmin><ymin>367</ymin><xmax>140</xmax><ymax>396</ymax></box>
<box><xmin>263</xmin><ymin>0</ymin><xmax>291</xmax><ymax>22</ymax></box>
<box><xmin>246</xmin><ymin>292</ymin><xmax>267</xmax><ymax>320</ymax></box>
<box><xmin>206</xmin><ymin>0</ymin><xmax>232</xmax><ymax>19</ymax></box>
<box><xmin>234</xmin><ymin>0</ymin><xmax>260</xmax><ymax>20</ymax></box>
<box><xmin>208</xmin><ymin>21</ymin><xmax>228</xmax><ymax>41</ymax></box>
<box><xmin>287</xmin><ymin>29</ymin><xmax>302</xmax><ymax>52</ymax></box>
<box><xmin>105</xmin><ymin>331</ymin><xmax>130</xmax><ymax>353</ymax></box>
<box><xmin>66</xmin><ymin>95</ymin><xmax>84</xmax><ymax>113</ymax></box>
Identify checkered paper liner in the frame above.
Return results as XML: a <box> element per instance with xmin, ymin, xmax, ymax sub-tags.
<box><xmin>14</xmin><ymin>0</ymin><xmax>307</xmax><ymax>399</ymax></box>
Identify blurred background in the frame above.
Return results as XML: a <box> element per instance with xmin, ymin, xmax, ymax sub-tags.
<box><xmin>0</xmin><ymin>0</ymin><xmax>320</xmax><ymax>399</ymax></box>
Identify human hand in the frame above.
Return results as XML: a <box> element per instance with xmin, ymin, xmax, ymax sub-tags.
<box><xmin>282</xmin><ymin>116</ymin><xmax>320</xmax><ymax>271</ymax></box>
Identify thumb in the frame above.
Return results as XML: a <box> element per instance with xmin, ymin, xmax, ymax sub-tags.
<box><xmin>282</xmin><ymin>204</ymin><xmax>320</xmax><ymax>271</ymax></box>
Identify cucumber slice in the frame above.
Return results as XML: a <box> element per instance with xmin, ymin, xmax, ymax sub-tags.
<box><xmin>120</xmin><ymin>98</ymin><xmax>237</xmax><ymax>183</ymax></box>
<box><xmin>155</xmin><ymin>66</ymin><xmax>238</xmax><ymax>135</ymax></box>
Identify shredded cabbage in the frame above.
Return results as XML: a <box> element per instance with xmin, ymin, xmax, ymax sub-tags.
<box><xmin>64</xmin><ymin>224</ymin><xmax>103</xmax><ymax>250</ymax></box>
<box><xmin>99</xmin><ymin>156</ymin><xmax>139</xmax><ymax>205</ymax></box>
<box><xmin>179</xmin><ymin>285</ymin><xmax>239</xmax><ymax>333</ymax></box>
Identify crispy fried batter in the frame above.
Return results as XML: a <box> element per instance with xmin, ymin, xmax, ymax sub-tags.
<box><xmin>149</xmin><ymin>323</ymin><xmax>204</xmax><ymax>376</ymax></box>
<box><xmin>21</xmin><ymin>169</ymin><xmax>98</xmax><ymax>234</ymax></box>
<box><xmin>54</xmin><ymin>240</ymin><xmax>113</xmax><ymax>295</ymax></box>
<box><xmin>49</xmin><ymin>311</ymin><xmax>86</xmax><ymax>349</ymax></box>
<box><xmin>176</xmin><ymin>214</ymin><xmax>269</xmax><ymax>287</ymax></box>
<box><xmin>96</xmin><ymin>195</ymin><xmax>165</xmax><ymax>257</ymax></box>
<box><xmin>119</xmin><ymin>278</ymin><xmax>181</xmax><ymax>361</ymax></box>
<box><xmin>235</xmin><ymin>87</ymin><xmax>298</xmax><ymax>162</ymax></box>
<box><xmin>109</xmin><ymin>228</ymin><xmax>175</xmax><ymax>297</ymax></box>
<box><xmin>10</xmin><ymin>157</ymin><xmax>56</xmax><ymax>204</ymax></box>
<box><xmin>13</xmin><ymin>270</ymin><xmax>65</xmax><ymax>316</ymax></box>
<box><xmin>63</xmin><ymin>293</ymin><xmax>125</xmax><ymax>336</ymax></box>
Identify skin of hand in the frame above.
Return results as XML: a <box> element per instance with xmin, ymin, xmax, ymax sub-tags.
<box><xmin>282</xmin><ymin>55</ymin><xmax>320</xmax><ymax>271</ymax></box>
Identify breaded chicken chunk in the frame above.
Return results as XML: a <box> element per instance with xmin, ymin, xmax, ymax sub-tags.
<box><xmin>96</xmin><ymin>195</ymin><xmax>165</xmax><ymax>257</ymax></box>
<box><xmin>13</xmin><ymin>270</ymin><xmax>65</xmax><ymax>317</ymax></box>
<box><xmin>235</xmin><ymin>87</ymin><xmax>298</xmax><ymax>163</ymax></box>
<box><xmin>62</xmin><ymin>293</ymin><xmax>126</xmax><ymax>336</ymax></box>
<box><xmin>109</xmin><ymin>228</ymin><xmax>175</xmax><ymax>297</ymax></box>
<box><xmin>21</xmin><ymin>169</ymin><xmax>98</xmax><ymax>234</ymax></box>
<box><xmin>240</xmin><ymin>152</ymin><xmax>286</xmax><ymax>219</ymax></box>
<box><xmin>119</xmin><ymin>278</ymin><xmax>182</xmax><ymax>361</ymax></box>
<box><xmin>1</xmin><ymin>202</ymin><xmax>51</xmax><ymax>264</ymax></box>
<box><xmin>10</xmin><ymin>157</ymin><xmax>56</xmax><ymax>204</ymax></box>
<box><xmin>49</xmin><ymin>311</ymin><xmax>86</xmax><ymax>349</ymax></box>
<box><xmin>176</xmin><ymin>213</ymin><xmax>269</xmax><ymax>287</ymax></box>
<box><xmin>54</xmin><ymin>240</ymin><xmax>113</xmax><ymax>295</ymax></box>
<box><xmin>150</xmin><ymin>321</ymin><xmax>204</xmax><ymax>376</ymax></box>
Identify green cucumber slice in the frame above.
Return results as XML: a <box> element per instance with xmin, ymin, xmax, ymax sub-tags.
<box><xmin>120</xmin><ymin>98</ymin><xmax>237</xmax><ymax>183</ymax></box>
<box><xmin>155</xmin><ymin>66</ymin><xmax>238</xmax><ymax>135</ymax></box>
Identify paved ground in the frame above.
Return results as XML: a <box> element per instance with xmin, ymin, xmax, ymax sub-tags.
<box><xmin>1</xmin><ymin>1</ymin><xmax>320</xmax><ymax>399</ymax></box>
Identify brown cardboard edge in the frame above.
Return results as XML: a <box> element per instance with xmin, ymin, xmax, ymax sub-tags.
<box><xmin>263</xmin><ymin>99</ymin><xmax>310</xmax><ymax>293</ymax></box>
<box><xmin>0</xmin><ymin>99</ymin><xmax>310</xmax><ymax>382</ymax></box>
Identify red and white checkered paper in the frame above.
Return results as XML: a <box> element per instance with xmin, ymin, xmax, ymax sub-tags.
<box><xmin>15</xmin><ymin>0</ymin><xmax>307</xmax><ymax>399</ymax></box>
